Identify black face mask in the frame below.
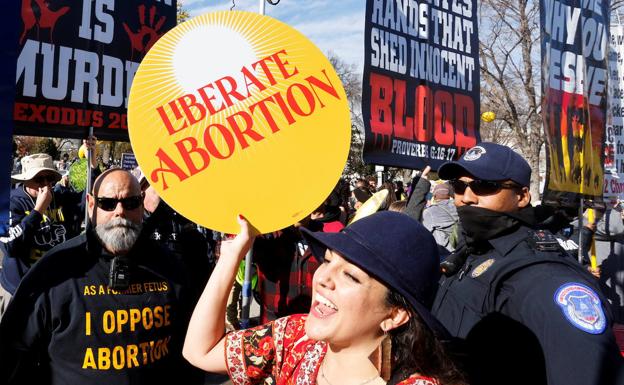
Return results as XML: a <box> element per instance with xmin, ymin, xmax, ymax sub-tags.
<box><xmin>457</xmin><ymin>206</ymin><xmax>530</xmax><ymax>247</ymax></box>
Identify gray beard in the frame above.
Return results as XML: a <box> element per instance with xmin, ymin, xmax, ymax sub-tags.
<box><xmin>94</xmin><ymin>218</ymin><xmax>143</xmax><ymax>255</ymax></box>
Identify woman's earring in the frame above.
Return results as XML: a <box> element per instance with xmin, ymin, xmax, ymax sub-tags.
<box><xmin>381</xmin><ymin>329</ymin><xmax>392</xmax><ymax>381</ymax></box>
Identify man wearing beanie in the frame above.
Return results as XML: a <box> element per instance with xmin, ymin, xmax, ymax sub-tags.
<box><xmin>431</xmin><ymin>142</ymin><xmax>624</xmax><ymax>385</ymax></box>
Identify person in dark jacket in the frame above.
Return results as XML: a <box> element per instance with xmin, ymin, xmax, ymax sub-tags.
<box><xmin>404</xmin><ymin>166</ymin><xmax>433</xmax><ymax>221</ymax></box>
<box><xmin>0</xmin><ymin>149</ymin><xmax>97</xmax><ymax>318</ymax></box>
<box><xmin>352</xmin><ymin>178</ymin><xmax>373</xmax><ymax>208</ymax></box>
<box><xmin>141</xmin><ymin>181</ymin><xmax>215</xmax><ymax>301</ymax></box>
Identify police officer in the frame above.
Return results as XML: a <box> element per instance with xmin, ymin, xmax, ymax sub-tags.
<box><xmin>432</xmin><ymin>142</ymin><xmax>624</xmax><ymax>385</ymax></box>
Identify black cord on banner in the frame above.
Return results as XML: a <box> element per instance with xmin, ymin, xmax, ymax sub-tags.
<box><xmin>229</xmin><ymin>0</ymin><xmax>279</xmax><ymax>11</ymax></box>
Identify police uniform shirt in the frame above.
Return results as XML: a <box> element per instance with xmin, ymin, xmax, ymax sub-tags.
<box><xmin>0</xmin><ymin>232</ymin><xmax>196</xmax><ymax>385</ymax></box>
<box><xmin>432</xmin><ymin>226</ymin><xmax>624</xmax><ymax>385</ymax></box>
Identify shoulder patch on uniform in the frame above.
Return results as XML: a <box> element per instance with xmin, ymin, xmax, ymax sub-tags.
<box><xmin>554</xmin><ymin>283</ymin><xmax>606</xmax><ymax>334</ymax></box>
<box><xmin>471</xmin><ymin>258</ymin><xmax>495</xmax><ymax>278</ymax></box>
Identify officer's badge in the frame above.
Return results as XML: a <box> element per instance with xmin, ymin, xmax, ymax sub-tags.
<box><xmin>463</xmin><ymin>146</ymin><xmax>486</xmax><ymax>161</ymax></box>
<box><xmin>471</xmin><ymin>259</ymin><xmax>495</xmax><ymax>278</ymax></box>
<box><xmin>554</xmin><ymin>283</ymin><xmax>606</xmax><ymax>334</ymax></box>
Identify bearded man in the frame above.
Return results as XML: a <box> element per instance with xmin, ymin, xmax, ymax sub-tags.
<box><xmin>0</xmin><ymin>169</ymin><xmax>200</xmax><ymax>385</ymax></box>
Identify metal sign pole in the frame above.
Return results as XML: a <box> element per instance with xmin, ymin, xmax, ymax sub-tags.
<box><xmin>84</xmin><ymin>127</ymin><xmax>94</xmax><ymax>229</ymax></box>
<box><xmin>239</xmin><ymin>248</ymin><xmax>254</xmax><ymax>328</ymax></box>
<box><xmin>577</xmin><ymin>198</ymin><xmax>584</xmax><ymax>264</ymax></box>
<box><xmin>240</xmin><ymin>0</ymin><xmax>266</xmax><ymax>328</ymax></box>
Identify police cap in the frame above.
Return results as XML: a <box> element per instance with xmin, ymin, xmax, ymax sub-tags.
<box><xmin>438</xmin><ymin>142</ymin><xmax>531</xmax><ymax>187</ymax></box>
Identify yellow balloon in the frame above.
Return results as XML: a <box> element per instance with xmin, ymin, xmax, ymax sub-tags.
<box><xmin>128</xmin><ymin>11</ymin><xmax>351</xmax><ymax>234</ymax></box>
<box><xmin>481</xmin><ymin>111</ymin><xmax>496</xmax><ymax>122</ymax></box>
<box><xmin>78</xmin><ymin>145</ymin><xmax>87</xmax><ymax>159</ymax></box>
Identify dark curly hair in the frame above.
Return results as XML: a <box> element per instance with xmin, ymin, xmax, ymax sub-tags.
<box><xmin>385</xmin><ymin>291</ymin><xmax>466</xmax><ymax>385</ymax></box>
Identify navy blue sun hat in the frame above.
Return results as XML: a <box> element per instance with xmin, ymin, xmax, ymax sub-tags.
<box><xmin>301</xmin><ymin>211</ymin><xmax>446</xmax><ymax>336</ymax></box>
<box><xmin>438</xmin><ymin>142</ymin><xmax>531</xmax><ymax>187</ymax></box>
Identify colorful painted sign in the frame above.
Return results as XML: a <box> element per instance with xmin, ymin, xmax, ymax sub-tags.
<box><xmin>128</xmin><ymin>11</ymin><xmax>352</xmax><ymax>234</ymax></box>
<box><xmin>541</xmin><ymin>0</ymin><xmax>609</xmax><ymax>205</ymax></box>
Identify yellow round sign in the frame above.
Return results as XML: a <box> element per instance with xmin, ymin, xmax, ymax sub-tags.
<box><xmin>128</xmin><ymin>11</ymin><xmax>351</xmax><ymax>234</ymax></box>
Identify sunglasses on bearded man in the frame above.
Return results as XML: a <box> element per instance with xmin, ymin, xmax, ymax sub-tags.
<box><xmin>95</xmin><ymin>196</ymin><xmax>143</xmax><ymax>211</ymax></box>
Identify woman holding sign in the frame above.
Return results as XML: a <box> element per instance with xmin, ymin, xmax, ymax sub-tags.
<box><xmin>183</xmin><ymin>211</ymin><xmax>464</xmax><ymax>385</ymax></box>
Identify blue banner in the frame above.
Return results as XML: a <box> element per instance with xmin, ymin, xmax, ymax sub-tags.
<box><xmin>121</xmin><ymin>152</ymin><xmax>137</xmax><ymax>170</ymax></box>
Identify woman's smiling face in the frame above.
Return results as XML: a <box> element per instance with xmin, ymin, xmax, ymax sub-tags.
<box><xmin>305</xmin><ymin>249</ymin><xmax>392</xmax><ymax>348</ymax></box>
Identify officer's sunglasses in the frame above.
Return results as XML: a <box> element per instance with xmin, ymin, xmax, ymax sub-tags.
<box><xmin>95</xmin><ymin>196</ymin><xmax>143</xmax><ymax>211</ymax></box>
<box><xmin>449</xmin><ymin>179</ymin><xmax>521</xmax><ymax>196</ymax></box>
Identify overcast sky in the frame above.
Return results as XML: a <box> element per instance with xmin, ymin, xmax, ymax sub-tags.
<box><xmin>183</xmin><ymin>0</ymin><xmax>365</xmax><ymax>71</ymax></box>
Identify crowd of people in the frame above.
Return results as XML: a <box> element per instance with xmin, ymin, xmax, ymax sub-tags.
<box><xmin>0</xmin><ymin>141</ymin><xmax>622</xmax><ymax>385</ymax></box>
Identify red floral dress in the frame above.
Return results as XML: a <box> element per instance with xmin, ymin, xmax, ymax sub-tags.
<box><xmin>225</xmin><ymin>314</ymin><xmax>439</xmax><ymax>385</ymax></box>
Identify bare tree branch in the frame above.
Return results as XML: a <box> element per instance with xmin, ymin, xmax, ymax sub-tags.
<box><xmin>328</xmin><ymin>53</ymin><xmax>373</xmax><ymax>177</ymax></box>
<box><xmin>479</xmin><ymin>0</ymin><xmax>544</xmax><ymax>198</ymax></box>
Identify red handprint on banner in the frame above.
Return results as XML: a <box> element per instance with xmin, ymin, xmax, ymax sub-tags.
<box><xmin>20</xmin><ymin>0</ymin><xmax>37</xmax><ymax>44</ymax></box>
<box><xmin>36</xmin><ymin>0</ymin><xmax>69</xmax><ymax>35</ymax></box>
<box><xmin>123</xmin><ymin>5</ymin><xmax>167</xmax><ymax>58</ymax></box>
<box><xmin>20</xmin><ymin>0</ymin><xmax>70</xmax><ymax>44</ymax></box>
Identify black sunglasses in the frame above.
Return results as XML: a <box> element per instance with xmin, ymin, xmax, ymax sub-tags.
<box><xmin>449</xmin><ymin>179</ymin><xmax>521</xmax><ymax>196</ymax></box>
<box><xmin>95</xmin><ymin>196</ymin><xmax>143</xmax><ymax>211</ymax></box>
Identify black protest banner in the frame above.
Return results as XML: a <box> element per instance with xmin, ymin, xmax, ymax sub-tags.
<box><xmin>541</xmin><ymin>0</ymin><xmax>608</xmax><ymax>206</ymax></box>
<box><xmin>13</xmin><ymin>0</ymin><xmax>176</xmax><ymax>141</ymax></box>
<box><xmin>361</xmin><ymin>0</ymin><xmax>480</xmax><ymax>170</ymax></box>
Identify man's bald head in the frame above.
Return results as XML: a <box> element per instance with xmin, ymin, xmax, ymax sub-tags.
<box><xmin>92</xmin><ymin>168</ymin><xmax>141</xmax><ymax>198</ymax></box>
